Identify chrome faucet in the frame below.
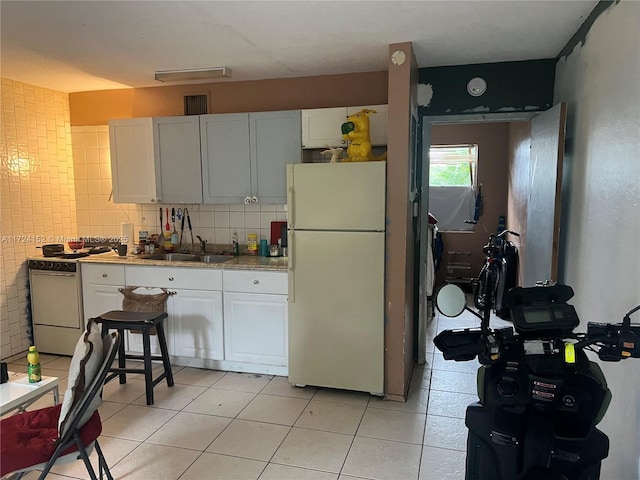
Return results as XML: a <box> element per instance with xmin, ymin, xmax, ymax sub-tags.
<box><xmin>196</xmin><ymin>235</ymin><xmax>207</xmax><ymax>253</ymax></box>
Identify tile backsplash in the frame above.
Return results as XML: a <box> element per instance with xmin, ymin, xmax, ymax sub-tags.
<box><xmin>71</xmin><ymin>126</ymin><xmax>287</xmax><ymax>250</ymax></box>
<box><xmin>71</xmin><ymin>125</ymin><xmax>136</xmax><ymax>239</ymax></box>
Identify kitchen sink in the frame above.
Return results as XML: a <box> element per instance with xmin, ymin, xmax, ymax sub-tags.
<box><xmin>199</xmin><ymin>254</ymin><xmax>233</xmax><ymax>264</ymax></box>
<box><xmin>141</xmin><ymin>253</ymin><xmax>233</xmax><ymax>263</ymax></box>
<box><xmin>141</xmin><ymin>253</ymin><xmax>201</xmax><ymax>262</ymax></box>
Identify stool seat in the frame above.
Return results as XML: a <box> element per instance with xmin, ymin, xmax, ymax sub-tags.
<box><xmin>96</xmin><ymin>310</ymin><xmax>168</xmax><ymax>325</ymax></box>
<box><xmin>93</xmin><ymin>310</ymin><xmax>173</xmax><ymax>405</ymax></box>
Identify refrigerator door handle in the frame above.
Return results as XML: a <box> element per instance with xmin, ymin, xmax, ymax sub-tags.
<box><xmin>288</xmin><ymin>187</ymin><xmax>295</xmax><ymax>228</ymax></box>
<box><xmin>288</xmin><ymin>229</ymin><xmax>295</xmax><ymax>303</ymax></box>
<box><xmin>287</xmin><ymin>165</ymin><xmax>294</xmax><ymax>229</ymax></box>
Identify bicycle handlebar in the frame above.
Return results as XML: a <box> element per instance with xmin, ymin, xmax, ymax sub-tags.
<box><xmin>497</xmin><ymin>229</ymin><xmax>519</xmax><ymax>238</ymax></box>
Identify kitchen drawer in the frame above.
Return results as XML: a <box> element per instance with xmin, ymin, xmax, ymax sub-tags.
<box><xmin>126</xmin><ymin>266</ymin><xmax>222</xmax><ymax>290</ymax></box>
<box><xmin>223</xmin><ymin>270</ymin><xmax>287</xmax><ymax>295</ymax></box>
<box><xmin>81</xmin><ymin>264</ymin><xmax>125</xmax><ymax>286</ymax></box>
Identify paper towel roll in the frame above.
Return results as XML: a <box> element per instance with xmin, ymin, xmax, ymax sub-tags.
<box><xmin>120</xmin><ymin>223</ymin><xmax>135</xmax><ymax>250</ymax></box>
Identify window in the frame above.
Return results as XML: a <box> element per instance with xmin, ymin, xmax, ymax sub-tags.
<box><xmin>429</xmin><ymin>144</ymin><xmax>477</xmax><ymax>187</ymax></box>
<box><xmin>428</xmin><ymin>144</ymin><xmax>478</xmax><ymax>231</ymax></box>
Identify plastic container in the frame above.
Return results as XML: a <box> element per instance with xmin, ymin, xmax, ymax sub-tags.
<box><xmin>247</xmin><ymin>233</ymin><xmax>258</xmax><ymax>255</ymax></box>
<box><xmin>27</xmin><ymin>346</ymin><xmax>41</xmax><ymax>383</ymax></box>
<box><xmin>259</xmin><ymin>239</ymin><xmax>268</xmax><ymax>256</ymax></box>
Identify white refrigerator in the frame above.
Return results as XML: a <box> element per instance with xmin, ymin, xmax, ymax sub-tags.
<box><xmin>287</xmin><ymin>162</ymin><xmax>386</xmax><ymax>394</ymax></box>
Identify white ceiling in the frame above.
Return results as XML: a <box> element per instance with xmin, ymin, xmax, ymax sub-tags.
<box><xmin>1</xmin><ymin>1</ymin><xmax>598</xmax><ymax>93</ymax></box>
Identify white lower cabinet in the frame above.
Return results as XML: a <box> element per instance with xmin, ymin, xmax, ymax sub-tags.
<box><xmin>124</xmin><ymin>266</ymin><xmax>223</xmax><ymax>360</ymax></box>
<box><xmin>223</xmin><ymin>292</ymin><xmax>288</xmax><ymax>366</ymax></box>
<box><xmin>81</xmin><ymin>264</ymin><xmax>126</xmax><ymax>322</ymax></box>
<box><xmin>222</xmin><ymin>270</ymin><xmax>288</xmax><ymax>371</ymax></box>
<box><xmin>81</xmin><ymin>264</ymin><xmax>145</xmax><ymax>354</ymax></box>
<box><xmin>172</xmin><ymin>288</ymin><xmax>224</xmax><ymax>360</ymax></box>
<box><xmin>81</xmin><ymin>263</ymin><xmax>287</xmax><ymax>374</ymax></box>
<box><xmin>126</xmin><ymin>287</ymin><xmax>223</xmax><ymax>360</ymax></box>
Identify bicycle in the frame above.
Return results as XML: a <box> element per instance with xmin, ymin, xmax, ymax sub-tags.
<box><xmin>467</xmin><ymin>221</ymin><xmax>519</xmax><ymax>319</ymax></box>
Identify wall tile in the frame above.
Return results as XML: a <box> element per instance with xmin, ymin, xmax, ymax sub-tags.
<box><xmin>0</xmin><ymin>79</ymin><xmax>77</xmax><ymax>358</ymax></box>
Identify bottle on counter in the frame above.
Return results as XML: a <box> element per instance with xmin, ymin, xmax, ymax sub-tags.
<box><xmin>247</xmin><ymin>233</ymin><xmax>258</xmax><ymax>255</ymax></box>
<box><xmin>232</xmin><ymin>232</ymin><xmax>239</xmax><ymax>256</ymax></box>
<box><xmin>163</xmin><ymin>227</ymin><xmax>174</xmax><ymax>252</ymax></box>
<box><xmin>27</xmin><ymin>346</ymin><xmax>41</xmax><ymax>383</ymax></box>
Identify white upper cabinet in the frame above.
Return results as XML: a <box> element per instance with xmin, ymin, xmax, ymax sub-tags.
<box><xmin>301</xmin><ymin>104</ymin><xmax>388</xmax><ymax>149</ymax></box>
<box><xmin>201</xmin><ymin>110</ymin><xmax>301</xmax><ymax>204</ymax></box>
<box><xmin>251</xmin><ymin>110</ymin><xmax>302</xmax><ymax>204</ymax></box>
<box><xmin>200</xmin><ymin>113</ymin><xmax>252</xmax><ymax>204</ymax></box>
<box><xmin>153</xmin><ymin>116</ymin><xmax>203</xmax><ymax>204</ymax></box>
<box><xmin>109</xmin><ymin>118</ymin><xmax>158</xmax><ymax>203</ymax></box>
<box><xmin>109</xmin><ymin>116</ymin><xmax>202</xmax><ymax>204</ymax></box>
<box><xmin>301</xmin><ymin>107</ymin><xmax>350</xmax><ymax>149</ymax></box>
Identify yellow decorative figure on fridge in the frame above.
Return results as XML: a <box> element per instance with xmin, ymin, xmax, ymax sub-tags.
<box><xmin>341</xmin><ymin>109</ymin><xmax>387</xmax><ymax>162</ymax></box>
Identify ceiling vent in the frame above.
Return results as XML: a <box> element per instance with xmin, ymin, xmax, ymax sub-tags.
<box><xmin>184</xmin><ymin>94</ymin><xmax>209</xmax><ymax>115</ymax></box>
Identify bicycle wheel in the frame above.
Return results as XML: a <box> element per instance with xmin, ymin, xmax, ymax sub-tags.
<box><xmin>473</xmin><ymin>269</ymin><xmax>487</xmax><ymax>310</ymax></box>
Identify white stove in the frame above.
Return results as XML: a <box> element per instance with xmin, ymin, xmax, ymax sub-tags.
<box><xmin>28</xmin><ymin>256</ymin><xmax>84</xmax><ymax>355</ymax></box>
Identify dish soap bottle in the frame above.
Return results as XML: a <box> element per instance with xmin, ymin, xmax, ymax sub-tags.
<box><xmin>164</xmin><ymin>224</ymin><xmax>174</xmax><ymax>252</ymax></box>
<box><xmin>247</xmin><ymin>233</ymin><xmax>258</xmax><ymax>255</ymax></box>
<box><xmin>27</xmin><ymin>346</ymin><xmax>41</xmax><ymax>383</ymax></box>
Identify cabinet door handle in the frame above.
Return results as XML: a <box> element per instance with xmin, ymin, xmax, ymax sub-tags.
<box><xmin>251</xmin><ymin>196</ymin><xmax>258</xmax><ymax>204</ymax></box>
<box><xmin>151</xmin><ymin>198</ymin><xmax>156</xmax><ymax>203</ymax></box>
<box><xmin>102</xmin><ymin>273</ymin><xmax>108</xmax><ymax>277</ymax></box>
<box><xmin>244</xmin><ymin>196</ymin><xmax>251</xmax><ymax>204</ymax></box>
<box><xmin>253</xmin><ymin>280</ymin><xmax>259</xmax><ymax>284</ymax></box>
<box><xmin>169</xmin><ymin>277</ymin><xmax>174</xmax><ymax>281</ymax></box>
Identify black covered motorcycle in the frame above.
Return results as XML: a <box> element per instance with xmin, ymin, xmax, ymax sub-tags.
<box><xmin>433</xmin><ymin>282</ymin><xmax>640</xmax><ymax>480</ymax></box>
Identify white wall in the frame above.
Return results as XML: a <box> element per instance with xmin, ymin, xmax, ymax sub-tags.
<box><xmin>554</xmin><ymin>2</ymin><xmax>640</xmax><ymax>478</ymax></box>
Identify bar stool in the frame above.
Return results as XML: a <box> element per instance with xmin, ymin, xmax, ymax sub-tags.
<box><xmin>92</xmin><ymin>310</ymin><xmax>174</xmax><ymax>405</ymax></box>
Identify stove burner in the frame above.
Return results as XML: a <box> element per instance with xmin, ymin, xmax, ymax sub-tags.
<box><xmin>61</xmin><ymin>253</ymin><xmax>89</xmax><ymax>259</ymax></box>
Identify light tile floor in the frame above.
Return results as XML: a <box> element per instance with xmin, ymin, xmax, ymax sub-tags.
<box><xmin>3</xmin><ymin>306</ymin><xmax>508</xmax><ymax>480</ymax></box>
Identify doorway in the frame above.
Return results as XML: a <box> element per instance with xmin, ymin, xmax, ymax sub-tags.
<box><xmin>415</xmin><ymin>106</ymin><xmax>567</xmax><ymax>361</ymax></box>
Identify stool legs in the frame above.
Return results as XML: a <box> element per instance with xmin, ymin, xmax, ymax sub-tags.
<box><xmin>142</xmin><ymin>327</ymin><xmax>154</xmax><ymax>405</ymax></box>
<box><xmin>95</xmin><ymin>312</ymin><xmax>174</xmax><ymax>406</ymax></box>
<box><xmin>117</xmin><ymin>329</ymin><xmax>127</xmax><ymax>384</ymax></box>
<box><xmin>156</xmin><ymin>322</ymin><xmax>174</xmax><ymax>387</ymax></box>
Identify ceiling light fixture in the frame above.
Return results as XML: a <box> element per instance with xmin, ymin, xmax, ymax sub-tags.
<box><xmin>154</xmin><ymin>67</ymin><xmax>232</xmax><ymax>83</ymax></box>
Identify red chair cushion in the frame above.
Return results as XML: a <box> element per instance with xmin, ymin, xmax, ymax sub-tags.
<box><xmin>0</xmin><ymin>404</ymin><xmax>102</xmax><ymax>477</ymax></box>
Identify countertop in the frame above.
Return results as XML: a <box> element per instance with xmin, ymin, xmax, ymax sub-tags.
<box><xmin>76</xmin><ymin>251</ymin><xmax>288</xmax><ymax>271</ymax></box>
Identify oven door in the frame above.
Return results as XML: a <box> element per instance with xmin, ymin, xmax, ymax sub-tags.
<box><xmin>30</xmin><ymin>270</ymin><xmax>82</xmax><ymax>355</ymax></box>
<box><xmin>30</xmin><ymin>271</ymin><xmax>81</xmax><ymax>328</ymax></box>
